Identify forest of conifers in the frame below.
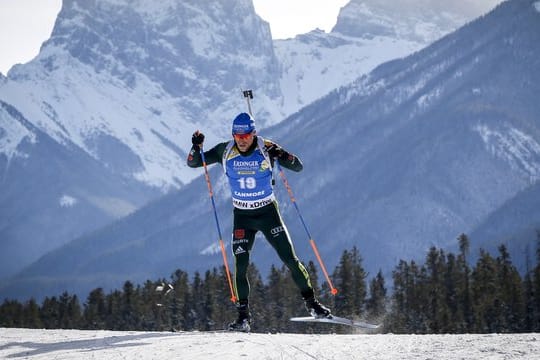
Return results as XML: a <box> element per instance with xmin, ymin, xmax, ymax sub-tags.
<box><xmin>1</xmin><ymin>234</ymin><xmax>540</xmax><ymax>334</ymax></box>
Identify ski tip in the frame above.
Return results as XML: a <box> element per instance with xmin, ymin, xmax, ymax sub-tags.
<box><xmin>356</xmin><ymin>322</ymin><xmax>381</xmax><ymax>329</ymax></box>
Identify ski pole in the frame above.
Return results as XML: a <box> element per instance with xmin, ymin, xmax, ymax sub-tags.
<box><xmin>275</xmin><ymin>161</ymin><xmax>338</xmax><ymax>295</ymax></box>
<box><xmin>242</xmin><ymin>89</ymin><xmax>276</xmax><ymax>185</ymax></box>
<box><xmin>242</xmin><ymin>89</ymin><xmax>336</xmax><ymax>295</ymax></box>
<box><xmin>242</xmin><ymin>89</ymin><xmax>253</xmax><ymax>116</ymax></box>
<box><xmin>199</xmin><ymin>146</ymin><xmax>237</xmax><ymax>303</ymax></box>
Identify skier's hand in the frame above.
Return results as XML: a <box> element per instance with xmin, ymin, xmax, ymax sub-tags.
<box><xmin>192</xmin><ymin>130</ymin><xmax>205</xmax><ymax>148</ymax></box>
<box><xmin>266</xmin><ymin>143</ymin><xmax>285</xmax><ymax>159</ymax></box>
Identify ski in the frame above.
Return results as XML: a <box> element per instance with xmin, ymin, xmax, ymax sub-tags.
<box><xmin>290</xmin><ymin>315</ymin><xmax>380</xmax><ymax>329</ymax></box>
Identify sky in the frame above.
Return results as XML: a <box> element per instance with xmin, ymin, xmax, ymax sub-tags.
<box><xmin>0</xmin><ymin>0</ymin><xmax>349</xmax><ymax>75</ymax></box>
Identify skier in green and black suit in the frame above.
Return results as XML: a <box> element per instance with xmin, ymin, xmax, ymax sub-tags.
<box><xmin>187</xmin><ymin>112</ymin><xmax>330</xmax><ymax>332</ymax></box>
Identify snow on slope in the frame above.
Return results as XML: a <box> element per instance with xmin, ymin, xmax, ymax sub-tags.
<box><xmin>474</xmin><ymin>124</ymin><xmax>540</xmax><ymax>181</ymax></box>
<box><xmin>3</xmin><ymin>48</ymin><xmax>195</xmax><ymax>189</ymax></box>
<box><xmin>1</xmin><ymin>0</ymin><xmax>280</xmax><ymax>190</ymax></box>
<box><xmin>0</xmin><ymin>104</ymin><xmax>36</xmax><ymax>160</ymax></box>
<box><xmin>275</xmin><ymin>30</ymin><xmax>422</xmax><ymax>114</ymax></box>
<box><xmin>0</xmin><ymin>0</ymin><xmax>503</xmax><ymax>192</ymax></box>
<box><xmin>1</xmin><ymin>328</ymin><xmax>539</xmax><ymax>359</ymax></box>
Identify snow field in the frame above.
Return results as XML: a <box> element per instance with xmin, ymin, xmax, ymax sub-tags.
<box><xmin>1</xmin><ymin>328</ymin><xmax>539</xmax><ymax>359</ymax></box>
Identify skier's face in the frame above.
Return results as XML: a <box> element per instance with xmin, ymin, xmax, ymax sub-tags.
<box><xmin>234</xmin><ymin>132</ymin><xmax>255</xmax><ymax>152</ymax></box>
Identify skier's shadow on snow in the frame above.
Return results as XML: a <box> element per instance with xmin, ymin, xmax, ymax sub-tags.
<box><xmin>0</xmin><ymin>332</ymin><xmax>177</xmax><ymax>358</ymax></box>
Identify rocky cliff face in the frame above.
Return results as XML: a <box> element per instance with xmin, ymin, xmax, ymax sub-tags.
<box><xmin>0</xmin><ymin>0</ymin><xmax>282</xmax><ymax>278</ymax></box>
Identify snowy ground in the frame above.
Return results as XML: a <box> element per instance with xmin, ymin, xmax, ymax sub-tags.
<box><xmin>1</xmin><ymin>328</ymin><xmax>539</xmax><ymax>359</ymax></box>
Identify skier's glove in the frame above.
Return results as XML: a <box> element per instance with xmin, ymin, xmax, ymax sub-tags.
<box><xmin>192</xmin><ymin>131</ymin><xmax>205</xmax><ymax>148</ymax></box>
<box><xmin>266</xmin><ymin>143</ymin><xmax>286</xmax><ymax>160</ymax></box>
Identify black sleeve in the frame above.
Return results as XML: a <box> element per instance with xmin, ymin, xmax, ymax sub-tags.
<box><xmin>187</xmin><ymin>141</ymin><xmax>228</xmax><ymax>168</ymax></box>
<box><xmin>264</xmin><ymin>140</ymin><xmax>303</xmax><ymax>172</ymax></box>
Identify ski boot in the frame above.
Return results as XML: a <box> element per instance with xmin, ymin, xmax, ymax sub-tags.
<box><xmin>302</xmin><ymin>289</ymin><xmax>331</xmax><ymax>319</ymax></box>
<box><xmin>228</xmin><ymin>300</ymin><xmax>251</xmax><ymax>332</ymax></box>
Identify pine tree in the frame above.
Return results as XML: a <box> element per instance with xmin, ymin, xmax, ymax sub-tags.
<box><xmin>495</xmin><ymin>245</ymin><xmax>525</xmax><ymax>332</ymax></box>
<box><xmin>266</xmin><ymin>264</ymin><xmax>286</xmax><ymax>331</ymax></box>
<box><xmin>218</xmin><ymin>265</ymin><xmax>237</xmax><ymax>327</ymax></box>
<box><xmin>443</xmin><ymin>253</ymin><xmax>463</xmax><ymax>333</ymax></box>
<box><xmin>534</xmin><ymin>231</ymin><xmax>540</xmax><ymax>331</ymax></box>
<box><xmin>170</xmin><ymin>269</ymin><xmax>192</xmax><ymax>331</ymax></box>
<box><xmin>119</xmin><ymin>281</ymin><xmax>141</xmax><ymax>330</ymax></box>
<box><xmin>471</xmin><ymin>249</ymin><xmax>499</xmax><ymax>332</ymax></box>
<box><xmin>182</xmin><ymin>273</ymin><xmax>196</xmax><ymax>331</ymax></box>
<box><xmin>20</xmin><ymin>298</ymin><xmax>42</xmax><ymax>328</ymax></box>
<box><xmin>0</xmin><ymin>299</ymin><xmax>24</xmax><ymax>327</ymax></box>
<box><xmin>366</xmin><ymin>270</ymin><xmax>387</xmax><ymax>322</ymax></box>
<box><xmin>457</xmin><ymin>233</ymin><xmax>473</xmax><ymax>332</ymax></box>
<box><xmin>388</xmin><ymin>260</ymin><xmax>407</xmax><ymax>333</ymax></box>
<box><xmin>388</xmin><ymin>260</ymin><xmax>426</xmax><ymax>333</ymax></box>
<box><xmin>264</xmin><ymin>264</ymin><xmax>299</xmax><ymax>332</ymax></box>
<box><xmin>200</xmin><ymin>268</ymin><xmax>222</xmax><ymax>331</ymax></box>
<box><xmin>245</xmin><ymin>263</ymin><xmax>268</xmax><ymax>332</ymax></box>
<box><xmin>139</xmin><ymin>280</ymin><xmax>164</xmax><ymax>331</ymax></box>
<box><xmin>40</xmin><ymin>296</ymin><xmax>60</xmax><ymax>329</ymax></box>
<box><xmin>425</xmin><ymin>247</ymin><xmax>449</xmax><ymax>333</ymax></box>
<box><xmin>56</xmin><ymin>292</ymin><xmax>82</xmax><ymax>329</ymax></box>
<box><xmin>333</xmin><ymin>249</ymin><xmax>355</xmax><ymax>318</ymax></box>
<box><xmin>105</xmin><ymin>290</ymin><xmax>123</xmax><ymax>330</ymax></box>
<box><xmin>523</xmin><ymin>249</ymin><xmax>536</xmax><ymax>332</ymax></box>
<box><xmin>351</xmin><ymin>246</ymin><xmax>367</xmax><ymax>318</ymax></box>
<box><xmin>84</xmin><ymin>288</ymin><xmax>107</xmax><ymax>329</ymax></box>
<box><xmin>191</xmin><ymin>271</ymin><xmax>204</xmax><ymax>330</ymax></box>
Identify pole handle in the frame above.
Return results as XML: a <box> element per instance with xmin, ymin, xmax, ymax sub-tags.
<box><xmin>242</xmin><ymin>89</ymin><xmax>254</xmax><ymax>116</ymax></box>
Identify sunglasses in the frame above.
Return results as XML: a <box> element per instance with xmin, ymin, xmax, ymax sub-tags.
<box><xmin>233</xmin><ymin>133</ymin><xmax>253</xmax><ymax>140</ymax></box>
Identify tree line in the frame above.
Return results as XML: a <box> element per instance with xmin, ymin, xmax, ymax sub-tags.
<box><xmin>1</xmin><ymin>233</ymin><xmax>540</xmax><ymax>333</ymax></box>
<box><xmin>387</xmin><ymin>233</ymin><xmax>540</xmax><ymax>333</ymax></box>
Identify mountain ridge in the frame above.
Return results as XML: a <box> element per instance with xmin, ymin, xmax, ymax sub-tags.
<box><xmin>0</xmin><ymin>0</ymin><xmax>508</xmax><ymax>287</ymax></box>
<box><xmin>2</xmin><ymin>0</ymin><xmax>537</xmax><ymax>301</ymax></box>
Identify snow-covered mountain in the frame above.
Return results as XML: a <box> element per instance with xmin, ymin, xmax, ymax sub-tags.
<box><xmin>275</xmin><ymin>0</ymin><xmax>502</xmax><ymax>117</ymax></box>
<box><xmin>275</xmin><ymin>30</ymin><xmax>422</xmax><ymax>115</ymax></box>
<box><xmin>0</xmin><ymin>0</ymin><xmax>502</xmax><ymax>281</ymax></box>
<box><xmin>1</xmin><ymin>0</ymin><xmax>281</xmax><ymax>279</ymax></box>
<box><xmin>332</xmin><ymin>0</ymin><xmax>500</xmax><ymax>42</ymax></box>
<box><xmin>2</xmin><ymin>0</ymin><xmax>281</xmax><ymax>189</ymax></box>
<box><xmin>2</xmin><ymin>0</ymin><xmax>537</xmax><ymax>301</ymax></box>
<box><xmin>468</xmin><ymin>181</ymin><xmax>540</xmax><ymax>258</ymax></box>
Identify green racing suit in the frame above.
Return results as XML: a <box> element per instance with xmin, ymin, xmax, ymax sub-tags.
<box><xmin>187</xmin><ymin>137</ymin><xmax>313</xmax><ymax>302</ymax></box>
